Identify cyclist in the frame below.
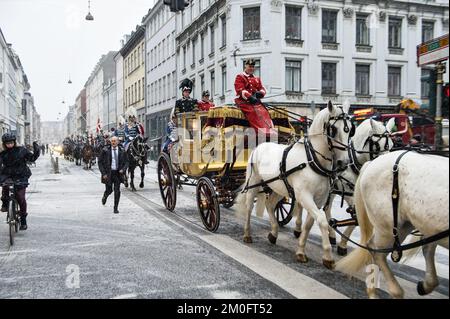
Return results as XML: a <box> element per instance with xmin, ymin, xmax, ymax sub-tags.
<box><xmin>0</xmin><ymin>133</ymin><xmax>40</xmax><ymax>230</ymax></box>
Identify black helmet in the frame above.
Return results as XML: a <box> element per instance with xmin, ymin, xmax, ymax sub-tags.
<box><xmin>2</xmin><ymin>132</ymin><xmax>16</xmax><ymax>144</ymax></box>
<box><xmin>202</xmin><ymin>90</ymin><xmax>210</xmax><ymax>97</ymax></box>
<box><xmin>245</xmin><ymin>58</ymin><xmax>256</xmax><ymax>66</ymax></box>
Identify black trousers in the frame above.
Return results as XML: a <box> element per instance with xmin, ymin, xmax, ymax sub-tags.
<box><xmin>104</xmin><ymin>171</ymin><xmax>121</xmax><ymax>209</ymax></box>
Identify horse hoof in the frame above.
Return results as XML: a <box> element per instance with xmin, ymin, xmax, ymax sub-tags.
<box><xmin>294</xmin><ymin>230</ymin><xmax>301</xmax><ymax>238</ymax></box>
<box><xmin>243</xmin><ymin>236</ymin><xmax>253</xmax><ymax>244</ymax></box>
<box><xmin>139</xmin><ymin>183</ymin><xmax>144</xmax><ymax>188</ymax></box>
<box><xmin>329</xmin><ymin>236</ymin><xmax>337</xmax><ymax>246</ymax></box>
<box><xmin>267</xmin><ymin>233</ymin><xmax>277</xmax><ymax>245</ymax></box>
<box><xmin>417</xmin><ymin>281</ymin><xmax>429</xmax><ymax>296</ymax></box>
<box><xmin>337</xmin><ymin>246</ymin><xmax>348</xmax><ymax>256</ymax></box>
<box><xmin>296</xmin><ymin>254</ymin><xmax>308</xmax><ymax>263</ymax></box>
<box><xmin>322</xmin><ymin>259</ymin><xmax>335</xmax><ymax>270</ymax></box>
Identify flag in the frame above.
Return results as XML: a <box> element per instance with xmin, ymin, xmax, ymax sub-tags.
<box><xmin>96</xmin><ymin>118</ymin><xmax>102</xmax><ymax>133</ymax></box>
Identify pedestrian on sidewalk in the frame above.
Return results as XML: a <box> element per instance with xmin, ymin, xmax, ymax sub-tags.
<box><xmin>98</xmin><ymin>136</ymin><xmax>128</xmax><ymax>214</ymax></box>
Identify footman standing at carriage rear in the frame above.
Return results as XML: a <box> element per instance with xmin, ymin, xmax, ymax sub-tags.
<box><xmin>234</xmin><ymin>59</ymin><xmax>275</xmax><ymax>139</ymax></box>
<box><xmin>99</xmin><ymin>136</ymin><xmax>128</xmax><ymax>214</ymax></box>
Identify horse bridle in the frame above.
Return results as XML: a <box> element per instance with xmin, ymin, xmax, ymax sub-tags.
<box><xmin>324</xmin><ymin>110</ymin><xmax>355</xmax><ymax>152</ymax></box>
<box><xmin>130</xmin><ymin>137</ymin><xmax>147</xmax><ymax>161</ymax></box>
<box><xmin>347</xmin><ymin>129</ymin><xmax>392</xmax><ymax>174</ymax></box>
<box><xmin>362</xmin><ymin>130</ymin><xmax>391</xmax><ymax>160</ymax></box>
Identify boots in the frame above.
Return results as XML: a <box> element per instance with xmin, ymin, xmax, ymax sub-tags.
<box><xmin>102</xmin><ymin>192</ymin><xmax>109</xmax><ymax>206</ymax></box>
<box><xmin>20</xmin><ymin>213</ymin><xmax>28</xmax><ymax>230</ymax></box>
<box><xmin>113</xmin><ymin>192</ymin><xmax>120</xmax><ymax>214</ymax></box>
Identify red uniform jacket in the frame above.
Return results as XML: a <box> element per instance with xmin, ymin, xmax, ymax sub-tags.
<box><xmin>198</xmin><ymin>100</ymin><xmax>215</xmax><ymax>111</ymax></box>
<box><xmin>234</xmin><ymin>72</ymin><xmax>273</xmax><ymax>133</ymax></box>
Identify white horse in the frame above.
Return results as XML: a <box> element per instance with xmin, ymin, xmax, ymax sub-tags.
<box><xmin>326</xmin><ymin>118</ymin><xmax>396</xmax><ymax>255</ymax></box>
<box><xmin>251</xmin><ymin>118</ymin><xmax>396</xmax><ymax>255</ymax></box>
<box><xmin>335</xmin><ymin>151</ymin><xmax>449</xmax><ymax>299</ymax></box>
<box><xmin>236</xmin><ymin>101</ymin><xmax>352</xmax><ymax>269</ymax></box>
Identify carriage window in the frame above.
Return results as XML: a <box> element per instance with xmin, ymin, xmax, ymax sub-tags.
<box><xmin>185</xmin><ymin>118</ymin><xmax>195</xmax><ymax>140</ymax></box>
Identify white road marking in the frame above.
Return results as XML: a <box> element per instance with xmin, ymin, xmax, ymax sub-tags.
<box><xmin>111</xmin><ymin>293</ymin><xmax>138</xmax><ymax>299</ymax></box>
<box><xmin>200</xmin><ymin>234</ymin><xmax>347</xmax><ymax>299</ymax></box>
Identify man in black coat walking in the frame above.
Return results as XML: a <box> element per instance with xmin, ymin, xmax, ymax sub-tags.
<box><xmin>98</xmin><ymin>136</ymin><xmax>128</xmax><ymax>214</ymax></box>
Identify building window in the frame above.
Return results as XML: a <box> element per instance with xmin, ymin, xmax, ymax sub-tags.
<box><xmin>242</xmin><ymin>59</ymin><xmax>261</xmax><ymax>78</ymax></box>
<box><xmin>200</xmin><ymin>32</ymin><xmax>205</xmax><ymax>61</ymax></box>
<box><xmin>192</xmin><ymin>39</ymin><xmax>196</xmax><ymax>65</ymax></box>
<box><xmin>142</xmin><ymin>77</ymin><xmax>145</xmax><ymax>101</ymax></box>
<box><xmin>322</xmin><ymin>10</ymin><xmax>337</xmax><ymax>43</ymax></box>
<box><xmin>138</xmin><ymin>80</ymin><xmax>141</xmax><ymax>101</ymax></box>
<box><xmin>210</xmin><ymin>70</ymin><xmax>215</xmax><ymax>98</ymax></box>
<box><xmin>221</xmin><ymin>65</ymin><xmax>227</xmax><ymax>96</ymax></box>
<box><xmin>422</xmin><ymin>20</ymin><xmax>434</xmax><ymax>43</ymax></box>
<box><xmin>285</xmin><ymin>60</ymin><xmax>301</xmax><ymax>93</ymax></box>
<box><xmin>356</xmin><ymin>14</ymin><xmax>370</xmax><ymax>45</ymax></box>
<box><xmin>221</xmin><ymin>15</ymin><xmax>227</xmax><ymax>47</ymax></box>
<box><xmin>389</xmin><ymin>17</ymin><xmax>402</xmax><ymax>48</ymax></box>
<box><xmin>388</xmin><ymin>66</ymin><xmax>402</xmax><ymax>97</ymax></box>
<box><xmin>210</xmin><ymin>24</ymin><xmax>215</xmax><ymax>54</ymax></box>
<box><xmin>421</xmin><ymin>69</ymin><xmax>432</xmax><ymax>99</ymax></box>
<box><xmin>285</xmin><ymin>6</ymin><xmax>302</xmax><ymax>40</ymax></box>
<box><xmin>243</xmin><ymin>7</ymin><xmax>260</xmax><ymax>41</ymax></box>
<box><xmin>200</xmin><ymin>74</ymin><xmax>205</xmax><ymax>94</ymax></box>
<box><xmin>355</xmin><ymin>64</ymin><xmax>370</xmax><ymax>96</ymax></box>
<box><xmin>183</xmin><ymin>46</ymin><xmax>187</xmax><ymax>70</ymax></box>
<box><xmin>322</xmin><ymin>62</ymin><xmax>337</xmax><ymax>95</ymax></box>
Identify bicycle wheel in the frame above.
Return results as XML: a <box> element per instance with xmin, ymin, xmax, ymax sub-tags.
<box><xmin>8</xmin><ymin>200</ymin><xmax>15</xmax><ymax>246</ymax></box>
<box><xmin>14</xmin><ymin>200</ymin><xmax>19</xmax><ymax>233</ymax></box>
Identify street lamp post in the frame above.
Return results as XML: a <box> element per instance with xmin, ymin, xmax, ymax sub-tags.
<box><xmin>435</xmin><ymin>62</ymin><xmax>446</xmax><ymax>150</ymax></box>
<box><xmin>86</xmin><ymin>0</ymin><xmax>94</xmax><ymax>21</ymax></box>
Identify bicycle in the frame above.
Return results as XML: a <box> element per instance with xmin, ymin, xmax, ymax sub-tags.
<box><xmin>1</xmin><ymin>179</ymin><xmax>25</xmax><ymax>246</ymax></box>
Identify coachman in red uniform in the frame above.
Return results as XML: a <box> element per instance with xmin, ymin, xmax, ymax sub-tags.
<box><xmin>234</xmin><ymin>59</ymin><xmax>274</xmax><ymax>136</ymax></box>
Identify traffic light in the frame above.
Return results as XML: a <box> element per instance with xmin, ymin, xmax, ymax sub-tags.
<box><xmin>163</xmin><ymin>0</ymin><xmax>189</xmax><ymax>12</ymax></box>
<box><xmin>443</xmin><ymin>83</ymin><xmax>449</xmax><ymax>118</ymax></box>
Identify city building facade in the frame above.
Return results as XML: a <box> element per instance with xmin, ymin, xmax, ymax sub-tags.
<box><xmin>85</xmin><ymin>51</ymin><xmax>116</xmax><ymax>134</ymax></box>
<box><xmin>120</xmin><ymin>26</ymin><xmax>146</xmax><ymax>123</ymax></box>
<box><xmin>176</xmin><ymin>0</ymin><xmax>449</xmax><ymax>116</ymax></box>
<box><xmin>143</xmin><ymin>0</ymin><xmax>177</xmax><ymax>158</ymax></box>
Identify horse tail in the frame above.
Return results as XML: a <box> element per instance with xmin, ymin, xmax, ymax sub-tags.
<box><xmin>234</xmin><ymin>149</ymin><xmax>258</xmax><ymax>218</ymax></box>
<box><xmin>335</xmin><ymin>163</ymin><xmax>373</xmax><ymax>275</ymax></box>
<box><xmin>400</xmin><ymin>235</ymin><xmax>424</xmax><ymax>264</ymax></box>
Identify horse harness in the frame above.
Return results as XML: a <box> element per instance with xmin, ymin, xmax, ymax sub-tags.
<box><xmin>330</xmin><ymin>149</ymin><xmax>450</xmax><ymax>262</ymax></box>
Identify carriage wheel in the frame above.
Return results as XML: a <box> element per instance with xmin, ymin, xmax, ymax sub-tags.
<box><xmin>275</xmin><ymin>197</ymin><xmax>295</xmax><ymax>227</ymax></box>
<box><xmin>196</xmin><ymin>177</ymin><xmax>220</xmax><ymax>233</ymax></box>
<box><xmin>157</xmin><ymin>153</ymin><xmax>177</xmax><ymax>212</ymax></box>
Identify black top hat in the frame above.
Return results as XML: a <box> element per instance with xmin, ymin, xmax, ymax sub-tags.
<box><xmin>202</xmin><ymin>90</ymin><xmax>210</xmax><ymax>97</ymax></box>
<box><xmin>245</xmin><ymin>58</ymin><xmax>256</xmax><ymax>66</ymax></box>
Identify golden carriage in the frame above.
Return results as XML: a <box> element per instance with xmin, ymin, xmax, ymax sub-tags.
<box><xmin>157</xmin><ymin>105</ymin><xmax>296</xmax><ymax>232</ymax></box>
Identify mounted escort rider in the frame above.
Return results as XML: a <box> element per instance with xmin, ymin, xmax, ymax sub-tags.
<box><xmin>114</xmin><ymin>118</ymin><xmax>126</xmax><ymax>146</ymax></box>
<box><xmin>124</xmin><ymin>114</ymin><xmax>149</xmax><ymax>164</ymax></box>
